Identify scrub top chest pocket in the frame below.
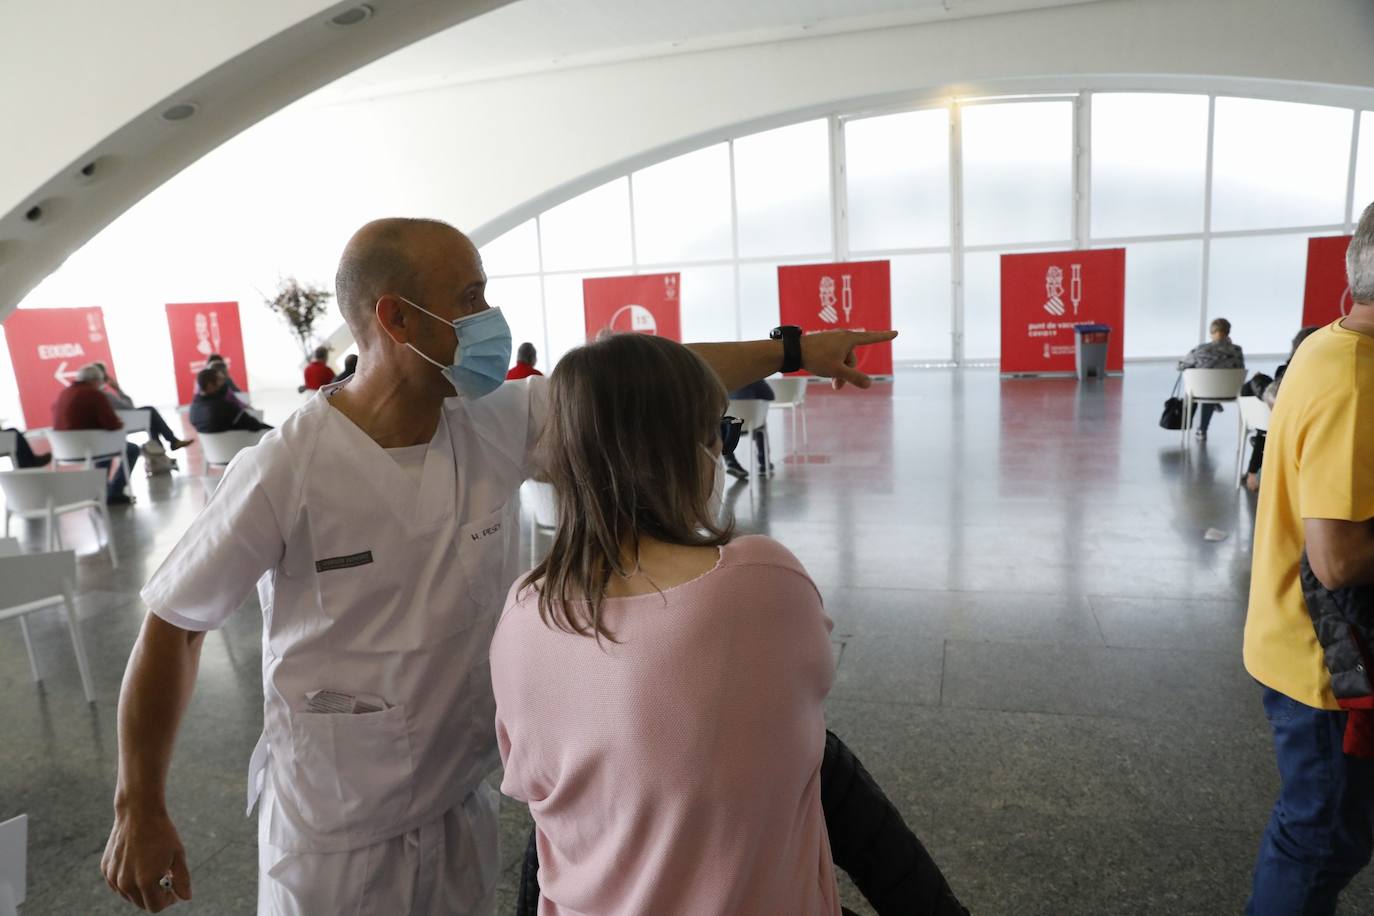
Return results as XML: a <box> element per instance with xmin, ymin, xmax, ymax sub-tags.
<box><xmin>458</xmin><ymin>501</ymin><xmax>514</xmax><ymax>614</ymax></box>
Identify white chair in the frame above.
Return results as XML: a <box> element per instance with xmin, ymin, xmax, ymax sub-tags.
<box><xmin>46</xmin><ymin>427</ymin><xmax>127</xmax><ymax>470</ymax></box>
<box><xmin>726</xmin><ymin>398</ymin><xmax>772</xmax><ymax>479</ymax></box>
<box><xmin>0</xmin><ymin>813</ymin><xmax>25</xmax><ymax>916</ymax></box>
<box><xmin>1180</xmin><ymin>368</ymin><xmax>1247</xmax><ymax>448</ymax></box>
<box><xmin>0</xmin><ymin>469</ymin><xmax>117</xmax><ymax>566</ymax></box>
<box><xmin>200</xmin><ymin>429</ymin><xmax>266</xmax><ymax>472</ymax></box>
<box><xmin>0</xmin><ymin>430</ymin><xmax>16</xmax><ymax>469</ymax></box>
<box><xmin>0</xmin><ymin>539</ymin><xmax>94</xmax><ymax>703</ymax></box>
<box><xmin>768</xmin><ymin>377</ymin><xmax>809</xmax><ymax>451</ymax></box>
<box><xmin>114</xmin><ymin>408</ymin><xmax>150</xmax><ymax>434</ymax></box>
<box><xmin>1236</xmin><ymin>395</ymin><xmax>1272</xmax><ymax>488</ymax></box>
<box><xmin>523</xmin><ymin>480</ymin><xmax>558</xmax><ymax>557</ymax></box>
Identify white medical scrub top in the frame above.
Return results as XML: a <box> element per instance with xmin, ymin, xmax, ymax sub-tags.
<box><xmin>140</xmin><ymin>377</ymin><xmax>548</xmax><ymax>854</ymax></box>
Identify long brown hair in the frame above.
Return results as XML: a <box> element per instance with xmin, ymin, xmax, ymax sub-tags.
<box><xmin>521</xmin><ymin>333</ymin><xmax>734</xmax><ymax>640</ymax></box>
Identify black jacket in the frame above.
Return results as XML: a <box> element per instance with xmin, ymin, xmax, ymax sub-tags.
<box><xmin>189</xmin><ymin>392</ymin><xmax>272</xmax><ymax>434</ymax></box>
<box><xmin>1302</xmin><ymin>552</ymin><xmax>1374</xmax><ymax>703</ymax></box>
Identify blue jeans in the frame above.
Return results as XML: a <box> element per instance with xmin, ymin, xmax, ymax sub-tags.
<box><xmin>1247</xmin><ymin>686</ymin><xmax>1374</xmax><ymax>915</ymax></box>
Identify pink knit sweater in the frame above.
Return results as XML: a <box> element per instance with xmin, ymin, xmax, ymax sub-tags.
<box><xmin>491</xmin><ymin>535</ymin><xmax>840</xmax><ymax>915</ymax></box>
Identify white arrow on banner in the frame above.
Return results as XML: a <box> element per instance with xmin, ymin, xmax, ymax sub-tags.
<box><xmin>52</xmin><ymin>361</ymin><xmax>80</xmax><ymax>385</ymax></box>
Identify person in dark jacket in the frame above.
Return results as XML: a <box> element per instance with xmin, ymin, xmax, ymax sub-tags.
<box><xmin>1</xmin><ymin>428</ymin><xmax>52</xmax><ymax>468</ymax></box>
<box><xmin>189</xmin><ymin>368</ymin><xmax>273</xmax><ymax>434</ymax></box>
<box><xmin>724</xmin><ymin>379</ymin><xmax>775</xmax><ymax>479</ymax></box>
<box><xmin>1241</xmin><ymin>326</ymin><xmax>1320</xmax><ymax>491</ymax></box>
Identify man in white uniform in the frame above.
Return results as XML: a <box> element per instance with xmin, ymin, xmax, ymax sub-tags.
<box><xmin>100</xmin><ymin>218</ymin><xmax>894</xmax><ymax>914</ymax></box>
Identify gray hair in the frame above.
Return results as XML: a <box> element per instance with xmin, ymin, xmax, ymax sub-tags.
<box><xmin>1347</xmin><ymin>201</ymin><xmax>1374</xmax><ymax>303</ymax></box>
<box><xmin>75</xmin><ymin>363</ymin><xmax>104</xmax><ymax>384</ymax></box>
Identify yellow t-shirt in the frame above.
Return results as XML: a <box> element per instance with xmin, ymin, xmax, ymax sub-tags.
<box><xmin>1244</xmin><ymin>320</ymin><xmax>1374</xmax><ymax>709</ymax></box>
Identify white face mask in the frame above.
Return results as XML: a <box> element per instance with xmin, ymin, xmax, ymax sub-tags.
<box><xmin>703</xmin><ymin>445</ymin><xmax>725</xmax><ymax>523</ymax></box>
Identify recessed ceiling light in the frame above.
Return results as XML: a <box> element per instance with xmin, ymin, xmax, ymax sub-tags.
<box><xmin>161</xmin><ymin>102</ymin><xmax>199</xmax><ymax>122</ymax></box>
<box><xmin>329</xmin><ymin>5</ymin><xmax>373</xmax><ymax>27</ymax></box>
<box><xmin>25</xmin><ymin>205</ymin><xmax>43</xmax><ymax>222</ymax></box>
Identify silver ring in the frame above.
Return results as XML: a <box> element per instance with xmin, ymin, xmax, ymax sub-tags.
<box><xmin>158</xmin><ymin>875</ymin><xmax>174</xmax><ymax>892</ymax></box>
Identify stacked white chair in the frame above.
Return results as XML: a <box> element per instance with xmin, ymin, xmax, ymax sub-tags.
<box><xmin>200</xmin><ymin>429</ymin><xmax>267</xmax><ymax>473</ymax></box>
<box><xmin>0</xmin><ymin>536</ymin><xmax>94</xmax><ymax>703</ymax></box>
<box><xmin>767</xmin><ymin>377</ymin><xmax>809</xmax><ymax>451</ymax></box>
<box><xmin>0</xmin><ymin>469</ymin><xmax>117</xmax><ymax>565</ymax></box>
<box><xmin>1180</xmin><ymin>368</ymin><xmax>1247</xmax><ymax>449</ymax></box>
<box><xmin>726</xmin><ymin>398</ymin><xmax>772</xmax><ymax>480</ymax></box>
<box><xmin>0</xmin><ymin>812</ymin><xmax>25</xmax><ymax>916</ymax></box>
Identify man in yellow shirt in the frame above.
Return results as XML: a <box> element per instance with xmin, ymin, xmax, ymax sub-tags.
<box><xmin>1244</xmin><ymin>204</ymin><xmax>1374</xmax><ymax>915</ymax></box>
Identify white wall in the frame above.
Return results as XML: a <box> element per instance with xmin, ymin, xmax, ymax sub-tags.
<box><xmin>4</xmin><ymin>0</ymin><xmax>1374</xmax><ymax>420</ymax></box>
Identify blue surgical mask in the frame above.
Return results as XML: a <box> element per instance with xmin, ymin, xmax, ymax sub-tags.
<box><xmin>399</xmin><ymin>297</ymin><xmax>512</xmax><ymax>399</ymax></box>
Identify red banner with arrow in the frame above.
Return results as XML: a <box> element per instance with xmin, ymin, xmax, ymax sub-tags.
<box><xmin>2</xmin><ymin>307</ymin><xmax>117</xmax><ymax>428</ymax></box>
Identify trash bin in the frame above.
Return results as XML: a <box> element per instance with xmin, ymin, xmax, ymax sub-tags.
<box><xmin>1073</xmin><ymin>324</ymin><xmax>1111</xmax><ymax>381</ymax></box>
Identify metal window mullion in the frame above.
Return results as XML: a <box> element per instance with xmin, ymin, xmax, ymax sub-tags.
<box><xmin>1198</xmin><ymin>95</ymin><xmax>1217</xmax><ymax>344</ymax></box>
<box><xmin>1346</xmin><ymin>109</ymin><xmax>1362</xmax><ymax>230</ymax></box>
<box><xmin>626</xmin><ymin>174</ymin><xmax>640</xmax><ymax>273</ymax></box>
<box><xmin>830</xmin><ymin>115</ymin><xmax>849</xmax><ymax>263</ymax></box>
<box><xmin>949</xmin><ymin>101</ymin><xmax>966</xmax><ymax>366</ymax></box>
<box><xmin>534</xmin><ymin>217</ymin><xmax>551</xmax><ymax>361</ymax></box>
<box><xmin>1074</xmin><ymin>91</ymin><xmax>1091</xmax><ymax>249</ymax></box>
<box><xmin>728</xmin><ymin>138</ymin><xmax>743</xmax><ymax>340</ymax></box>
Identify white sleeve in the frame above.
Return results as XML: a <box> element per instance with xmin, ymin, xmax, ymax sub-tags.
<box><xmin>140</xmin><ymin>443</ymin><xmax>291</xmax><ymax>631</ymax></box>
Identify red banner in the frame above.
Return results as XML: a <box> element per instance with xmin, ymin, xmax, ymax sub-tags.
<box><xmin>1000</xmin><ymin>249</ymin><xmax>1125</xmax><ymax>375</ymax></box>
<box><xmin>165</xmin><ymin>301</ymin><xmax>249</xmax><ymax>405</ymax></box>
<box><xmin>582</xmin><ymin>273</ymin><xmax>681</xmax><ymax>342</ymax></box>
<box><xmin>1301</xmin><ymin>235</ymin><xmax>1353</xmax><ymax>328</ymax></box>
<box><xmin>777</xmin><ymin>260</ymin><xmax>893</xmax><ymax>376</ymax></box>
<box><xmin>3</xmin><ymin>307</ymin><xmax>116</xmax><ymax>428</ymax></box>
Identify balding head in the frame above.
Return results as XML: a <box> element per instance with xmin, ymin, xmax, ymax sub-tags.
<box><xmin>334</xmin><ymin>218</ymin><xmax>474</xmax><ymax>341</ymax></box>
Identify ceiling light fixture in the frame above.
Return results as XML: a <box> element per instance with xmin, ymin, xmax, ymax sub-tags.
<box><xmin>160</xmin><ymin>102</ymin><xmax>199</xmax><ymax>122</ymax></box>
<box><xmin>329</xmin><ymin>5</ymin><xmax>374</xmax><ymax>27</ymax></box>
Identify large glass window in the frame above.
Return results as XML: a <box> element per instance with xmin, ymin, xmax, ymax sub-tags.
<box><xmin>479</xmin><ymin>219</ymin><xmax>540</xmax><ymax>277</ymax></box>
<box><xmin>1354</xmin><ymin>111</ymin><xmax>1374</xmax><ymax>219</ymax></box>
<box><xmin>462</xmin><ymin>88</ymin><xmax>1368</xmax><ymax>374</ymax></box>
<box><xmin>1110</xmin><ymin>240</ymin><xmax>1204</xmax><ymax>359</ymax></box>
<box><xmin>632</xmin><ymin>144</ymin><xmax>733</xmax><ymax>265</ymax></box>
<box><xmin>845</xmin><ymin>108</ymin><xmax>950</xmax><ymax>252</ymax></box>
<box><xmin>733</xmin><ymin>120</ymin><xmax>833</xmax><ymax>258</ymax></box>
<box><xmin>539</xmin><ymin>178</ymin><xmax>633</xmax><ymax>272</ymax></box>
<box><xmin>888</xmin><ymin>254</ymin><xmax>953</xmax><ymax>362</ymax></box>
<box><xmin>1211</xmin><ymin>98</ymin><xmax>1353</xmax><ymax>231</ymax></box>
<box><xmin>1206</xmin><ymin>234</ymin><xmax>1312</xmax><ymax>355</ymax></box>
<box><xmin>1091</xmin><ymin>94</ymin><xmax>1208</xmax><ymax>238</ymax></box>
<box><xmin>961</xmin><ymin>101</ymin><xmax>1074</xmax><ymax>246</ymax></box>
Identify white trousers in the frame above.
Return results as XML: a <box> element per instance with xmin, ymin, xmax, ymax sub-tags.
<box><xmin>256</xmin><ymin>781</ymin><xmax>501</xmax><ymax>916</ymax></box>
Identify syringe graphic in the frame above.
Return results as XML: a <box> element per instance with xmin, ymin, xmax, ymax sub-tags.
<box><xmin>210</xmin><ymin>312</ymin><xmax>222</xmax><ymax>351</ymax></box>
<box><xmin>1070</xmin><ymin>264</ymin><xmax>1082</xmax><ymax>316</ymax></box>
<box><xmin>841</xmin><ymin>275</ymin><xmax>853</xmax><ymax>323</ymax></box>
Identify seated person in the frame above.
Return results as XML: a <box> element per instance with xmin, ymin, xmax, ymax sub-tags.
<box><xmin>51</xmin><ymin>363</ymin><xmax>140</xmax><ymax>504</ymax></box>
<box><xmin>492</xmin><ymin>334</ymin><xmax>966</xmax><ymax>916</ymax></box>
<box><xmin>1</xmin><ymin>427</ymin><xmax>52</xmax><ymax>468</ymax></box>
<box><xmin>334</xmin><ymin>353</ymin><xmax>358</xmax><ymax>383</ymax></box>
<box><xmin>506</xmin><ymin>342</ymin><xmax>544</xmax><ymax>380</ymax></box>
<box><xmin>1178</xmin><ymin>317</ymin><xmax>1245</xmax><ymax>439</ymax></box>
<box><xmin>724</xmin><ymin>378</ymin><xmax>775</xmax><ymax>479</ymax></box>
<box><xmin>1242</xmin><ymin>326</ymin><xmax>1320</xmax><ymax>492</ymax></box>
<box><xmin>90</xmin><ymin>361</ymin><xmax>193</xmax><ymax>453</ymax></box>
<box><xmin>205</xmin><ymin>354</ymin><xmax>242</xmax><ymax>393</ymax></box>
<box><xmin>189</xmin><ymin>368</ymin><xmax>273</xmax><ymax>434</ymax></box>
<box><xmin>302</xmin><ymin>345</ymin><xmax>335</xmax><ymax>390</ymax></box>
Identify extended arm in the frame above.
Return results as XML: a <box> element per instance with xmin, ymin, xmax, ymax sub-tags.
<box><xmin>101</xmin><ymin>613</ymin><xmax>205</xmax><ymax>911</ymax></box>
<box><xmin>688</xmin><ymin>329</ymin><xmax>898</xmax><ymax>392</ymax></box>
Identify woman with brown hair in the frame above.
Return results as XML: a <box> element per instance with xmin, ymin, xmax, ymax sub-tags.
<box><xmin>490</xmin><ymin>333</ymin><xmax>967</xmax><ymax>915</ymax></box>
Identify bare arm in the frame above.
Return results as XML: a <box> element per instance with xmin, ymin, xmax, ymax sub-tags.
<box><xmin>688</xmin><ymin>329</ymin><xmax>899</xmax><ymax>392</ymax></box>
<box><xmin>102</xmin><ymin>613</ymin><xmax>205</xmax><ymax>911</ymax></box>
<box><xmin>1305</xmin><ymin>518</ymin><xmax>1374</xmax><ymax>591</ymax></box>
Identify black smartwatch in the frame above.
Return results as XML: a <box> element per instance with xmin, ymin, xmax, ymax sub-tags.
<box><xmin>771</xmin><ymin>325</ymin><xmax>803</xmax><ymax>374</ymax></box>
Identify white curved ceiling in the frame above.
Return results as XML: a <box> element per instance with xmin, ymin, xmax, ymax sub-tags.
<box><xmin>317</xmin><ymin>0</ymin><xmax>1105</xmax><ymax>102</ymax></box>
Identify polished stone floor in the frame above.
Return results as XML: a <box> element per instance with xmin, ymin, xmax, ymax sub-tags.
<box><xmin>4</xmin><ymin>364</ymin><xmax>1372</xmax><ymax>915</ymax></box>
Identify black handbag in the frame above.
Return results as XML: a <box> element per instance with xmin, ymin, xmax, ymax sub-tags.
<box><xmin>1160</xmin><ymin>375</ymin><xmax>1184</xmax><ymax>430</ymax></box>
